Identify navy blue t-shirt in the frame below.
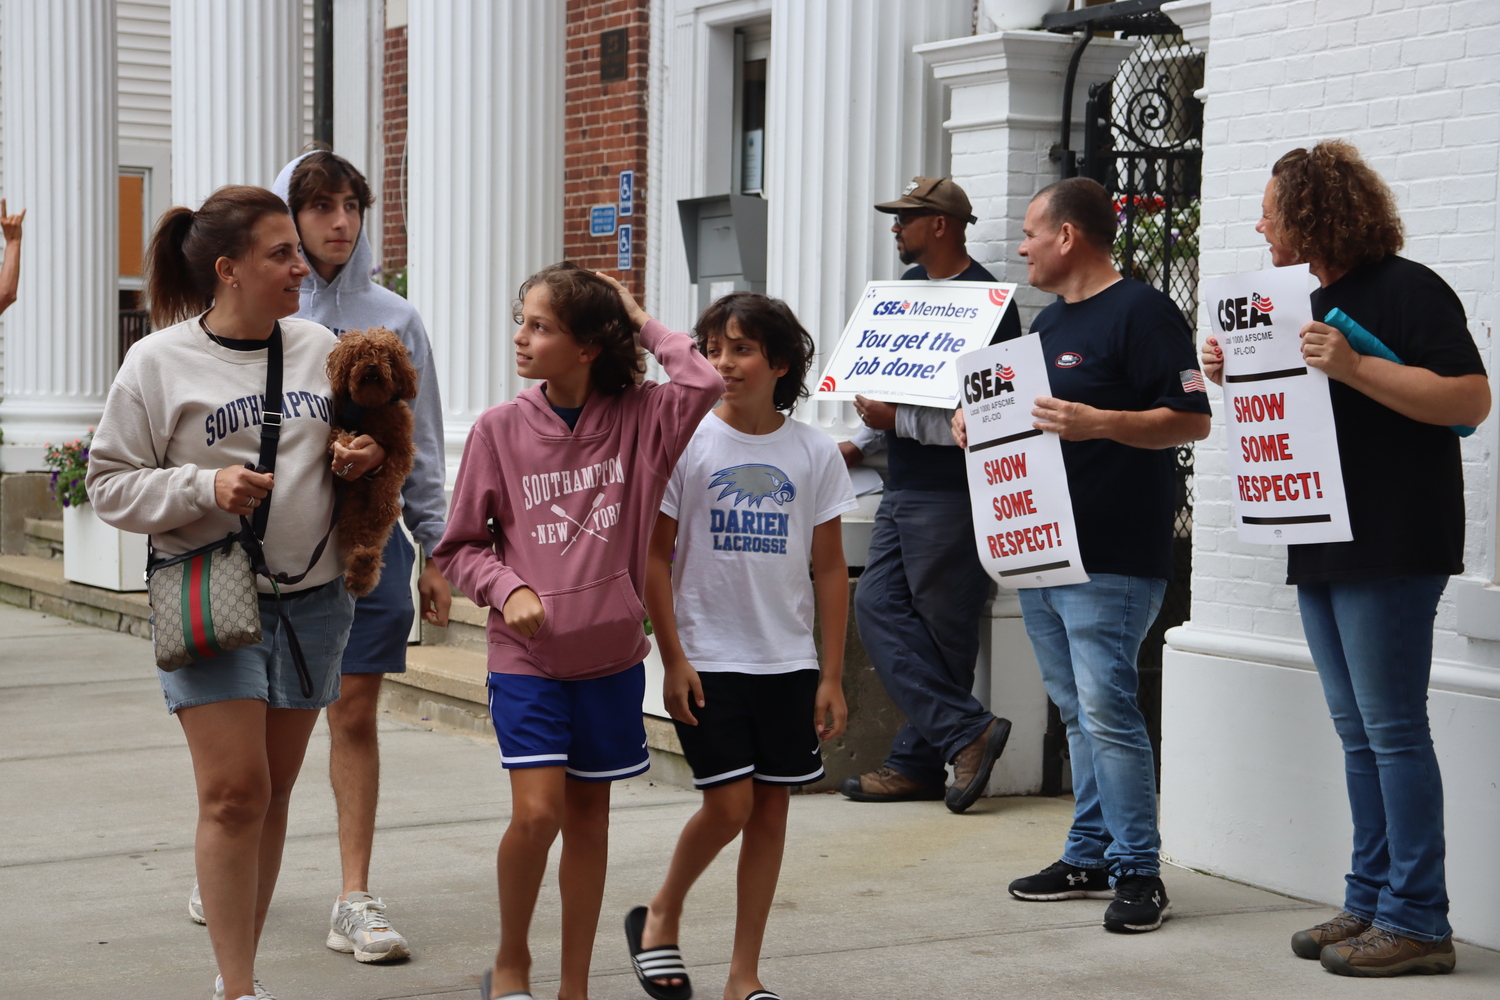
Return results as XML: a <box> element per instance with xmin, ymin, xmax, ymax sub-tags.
<box><xmin>884</xmin><ymin>259</ymin><xmax>1023</xmax><ymax>492</ymax></box>
<box><xmin>1015</xmin><ymin>279</ymin><xmax>1210</xmax><ymax>580</ymax></box>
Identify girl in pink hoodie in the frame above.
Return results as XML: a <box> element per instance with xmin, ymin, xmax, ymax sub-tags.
<box><xmin>433</xmin><ymin>264</ymin><xmax>721</xmax><ymax>1000</ymax></box>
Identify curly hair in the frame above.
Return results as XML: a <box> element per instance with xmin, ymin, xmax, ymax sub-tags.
<box><xmin>694</xmin><ymin>293</ymin><xmax>814</xmax><ymax>412</ymax></box>
<box><xmin>513</xmin><ymin>263</ymin><xmax>644</xmax><ymax>395</ymax></box>
<box><xmin>1271</xmin><ymin>141</ymin><xmax>1404</xmax><ymax>274</ymax></box>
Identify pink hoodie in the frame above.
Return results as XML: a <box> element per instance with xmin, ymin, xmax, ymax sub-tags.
<box><xmin>433</xmin><ymin>320</ymin><xmax>721</xmax><ymax>679</ymax></box>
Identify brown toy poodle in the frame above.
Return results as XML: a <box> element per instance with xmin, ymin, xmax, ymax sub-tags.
<box><xmin>325</xmin><ymin>327</ymin><xmax>418</xmax><ymax>597</ymax></box>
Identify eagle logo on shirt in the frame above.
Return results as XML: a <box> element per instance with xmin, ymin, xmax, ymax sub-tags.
<box><xmin>708</xmin><ymin>464</ymin><xmax>797</xmax><ymax>508</ymax></box>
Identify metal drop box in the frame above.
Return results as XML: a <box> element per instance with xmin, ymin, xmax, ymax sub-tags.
<box><xmin>676</xmin><ymin>194</ymin><xmax>768</xmax><ymax>314</ymax></box>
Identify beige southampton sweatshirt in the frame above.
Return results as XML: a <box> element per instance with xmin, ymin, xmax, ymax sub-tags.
<box><xmin>87</xmin><ymin>314</ymin><xmax>344</xmax><ymax>593</ymax></box>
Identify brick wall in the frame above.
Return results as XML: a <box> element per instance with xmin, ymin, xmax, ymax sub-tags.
<box><xmin>564</xmin><ymin>0</ymin><xmax>649</xmax><ymax>303</ymax></box>
<box><xmin>381</xmin><ymin>23</ymin><xmax>408</xmax><ymax>276</ymax></box>
<box><xmin>1190</xmin><ymin>0</ymin><xmax>1500</xmax><ymax>665</ymax></box>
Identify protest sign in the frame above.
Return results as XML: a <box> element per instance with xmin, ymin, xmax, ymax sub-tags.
<box><xmin>958</xmin><ymin>335</ymin><xmax>1089</xmax><ymax>588</ymax></box>
<box><xmin>1206</xmin><ymin>263</ymin><xmax>1353</xmax><ymax>545</ymax></box>
<box><xmin>816</xmin><ymin>280</ymin><xmax>1018</xmax><ymax>406</ymax></box>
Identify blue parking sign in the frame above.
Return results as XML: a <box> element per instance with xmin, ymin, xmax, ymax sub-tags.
<box><xmin>619</xmin><ymin>170</ymin><xmax>634</xmax><ymax>216</ymax></box>
<box><xmin>589</xmin><ymin>204</ymin><xmax>617</xmax><ymax>238</ymax></box>
<box><xmin>617</xmin><ymin>225</ymin><xmax>633</xmax><ymax>271</ymax></box>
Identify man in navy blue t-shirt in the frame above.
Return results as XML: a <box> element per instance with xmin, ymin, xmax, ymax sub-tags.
<box><xmin>840</xmin><ymin>177</ymin><xmax>1020</xmax><ymax>815</ymax></box>
<box><xmin>956</xmin><ymin>177</ymin><xmax>1210</xmax><ymax>934</ymax></box>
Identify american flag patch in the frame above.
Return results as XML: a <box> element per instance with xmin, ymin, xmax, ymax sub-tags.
<box><xmin>1180</xmin><ymin>369</ymin><xmax>1207</xmax><ymax>393</ymax></box>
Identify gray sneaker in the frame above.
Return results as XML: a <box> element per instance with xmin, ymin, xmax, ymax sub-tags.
<box><xmin>212</xmin><ymin>975</ymin><xmax>277</xmax><ymax>999</ymax></box>
<box><xmin>189</xmin><ymin>882</ymin><xmax>206</xmax><ymax>925</ymax></box>
<box><xmin>326</xmin><ymin>892</ymin><xmax>411</xmax><ymax>962</ymax></box>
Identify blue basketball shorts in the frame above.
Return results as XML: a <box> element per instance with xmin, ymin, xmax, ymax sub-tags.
<box><xmin>486</xmin><ymin>662</ymin><xmax>650</xmax><ymax>782</ymax></box>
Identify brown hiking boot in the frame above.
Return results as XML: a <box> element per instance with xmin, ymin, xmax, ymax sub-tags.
<box><xmin>1320</xmin><ymin>926</ymin><xmax>1456</xmax><ymax>977</ymax></box>
<box><xmin>1291</xmin><ymin>911</ymin><xmax>1370</xmax><ymax>959</ymax></box>
<box><xmin>946</xmin><ymin>717</ymin><xmax>1012</xmax><ymax>814</ymax></box>
<box><xmin>840</xmin><ymin>766</ymin><xmax>943</xmax><ymax>802</ymax></box>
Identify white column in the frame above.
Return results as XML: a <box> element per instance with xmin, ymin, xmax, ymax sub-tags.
<box><xmin>916</xmin><ymin>31</ymin><xmax>1137</xmax><ymax>328</ymax></box>
<box><xmin>0</xmin><ymin>0</ymin><xmax>118</xmax><ymax>472</ymax></box>
<box><xmin>1163</xmin><ymin>0</ymin><xmax>1212</xmax><ymax>55</ymax></box>
<box><xmin>1163</xmin><ymin>0</ymin><xmax>1212</xmax><ymax>101</ymax></box>
<box><xmin>407</xmin><ymin>0</ymin><xmax>563</xmax><ymax>475</ymax></box>
<box><xmin>170</xmin><ymin>0</ymin><xmax>303</xmax><ymax>207</ymax></box>
<box><xmin>763</xmin><ymin>0</ymin><xmax>973</xmax><ymax>434</ymax></box>
<box><xmin>333</xmin><ymin>0</ymin><xmax>385</xmax><ymax>262</ymax></box>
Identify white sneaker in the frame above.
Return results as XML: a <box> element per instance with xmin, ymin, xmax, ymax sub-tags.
<box><xmin>212</xmin><ymin>975</ymin><xmax>277</xmax><ymax>999</ymax></box>
<box><xmin>326</xmin><ymin>892</ymin><xmax>411</xmax><ymax>962</ymax></box>
<box><xmin>189</xmin><ymin>882</ymin><xmax>206</xmax><ymax>924</ymax></box>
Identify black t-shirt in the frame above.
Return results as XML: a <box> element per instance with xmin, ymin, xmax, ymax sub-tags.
<box><xmin>1287</xmin><ymin>256</ymin><xmax>1486</xmax><ymax>584</ymax></box>
<box><xmin>1019</xmin><ymin>279</ymin><xmax>1210</xmax><ymax>580</ymax></box>
<box><xmin>884</xmin><ymin>259</ymin><xmax>1023</xmax><ymax>492</ymax></box>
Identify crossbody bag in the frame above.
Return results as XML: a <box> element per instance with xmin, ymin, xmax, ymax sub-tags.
<box><xmin>147</xmin><ymin>323</ymin><xmax>340</xmax><ymax>697</ymax></box>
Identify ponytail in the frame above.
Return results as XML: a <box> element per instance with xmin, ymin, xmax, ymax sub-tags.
<box><xmin>143</xmin><ymin>185</ymin><xmax>291</xmax><ymax>328</ymax></box>
<box><xmin>144</xmin><ymin>207</ymin><xmax>200</xmax><ymax>327</ymax></box>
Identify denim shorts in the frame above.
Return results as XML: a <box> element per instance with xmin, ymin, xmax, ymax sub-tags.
<box><xmin>157</xmin><ymin>577</ymin><xmax>356</xmax><ymax>714</ymax></box>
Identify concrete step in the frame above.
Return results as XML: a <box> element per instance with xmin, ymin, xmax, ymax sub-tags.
<box><xmin>0</xmin><ymin>553</ymin><xmax>152</xmax><ymax>637</ymax></box>
<box><xmin>23</xmin><ymin>517</ymin><xmax>64</xmax><ymax>560</ymax></box>
<box><xmin>418</xmin><ymin>594</ymin><xmax>488</xmax><ymax>654</ymax></box>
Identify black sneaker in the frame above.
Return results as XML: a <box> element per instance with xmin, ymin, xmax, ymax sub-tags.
<box><xmin>1103</xmin><ymin>874</ymin><xmax>1171</xmax><ymax>933</ymax></box>
<box><xmin>1008</xmin><ymin>860</ymin><xmax>1114</xmax><ymax>901</ymax></box>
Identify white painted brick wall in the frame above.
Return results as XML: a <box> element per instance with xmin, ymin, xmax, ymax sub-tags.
<box><xmin>1191</xmin><ymin>0</ymin><xmax>1500</xmax><ymax>665</ymax></box>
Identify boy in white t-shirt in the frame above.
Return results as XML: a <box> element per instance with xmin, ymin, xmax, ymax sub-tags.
<box><xmin>625</xmin><ymin>293</ymin><xmax>856</xmax><ymax>1000</ymax></box>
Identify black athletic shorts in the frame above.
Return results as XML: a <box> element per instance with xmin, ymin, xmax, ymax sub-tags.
<box><xmin>673</xmin><ymin>669</ymin><xmax>825</xmax><ymax>790</ymax></box>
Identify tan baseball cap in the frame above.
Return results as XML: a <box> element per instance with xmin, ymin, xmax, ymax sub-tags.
<box><xmin>875</xmin><ymin>176</ymin><xmax>977</xmax><ymax>224</ymax></box>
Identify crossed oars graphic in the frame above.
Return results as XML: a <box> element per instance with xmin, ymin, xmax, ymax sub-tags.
<box><xmin>552</xmin><ymin>494</ymin><xmax>606</xmax><ymax>554</ymax></box>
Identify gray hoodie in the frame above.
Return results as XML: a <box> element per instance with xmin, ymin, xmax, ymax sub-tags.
<box><xmin>272</xmin><ymin>153</ymin><xmax>447</xmax><ymax>556</ymax></box>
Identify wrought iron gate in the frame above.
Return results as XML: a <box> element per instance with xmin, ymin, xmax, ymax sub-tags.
<box><xmin>1041</xmin><ymin>4</ymin><xmax>1205</xmax><ymax>791</ymax></box>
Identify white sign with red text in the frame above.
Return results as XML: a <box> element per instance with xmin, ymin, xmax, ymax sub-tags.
<box><xmin>958</xmin><ymin>335</ymin><xmax>1089</xmax><ymax>588</ymax></box>
<box><xmin>1206</xmin><ymin>264</ymin><xmax>1352</xmax><ymax>545</ymax></box>
<box><xmin>815</xmin><ymin>280</ymin><xmax>1018</xmax><ymax>406</ymax></box>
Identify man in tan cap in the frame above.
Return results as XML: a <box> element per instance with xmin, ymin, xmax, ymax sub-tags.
<box><xmin>840</xmin><ymin>177</ymin><xmax>1019</xmax><ymax>814</ymax></box>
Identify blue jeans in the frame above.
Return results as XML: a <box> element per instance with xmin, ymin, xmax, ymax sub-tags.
<box><xmin>1298</xmin><ymin>575</ymin><xmax>1450</xmax><ymax>942</ymax></box>
<box><xmin>855</xmin><ymin>490</ymin><xmax>996</xmax><ymax>787</ymax></box>
<box><xmin>1018</xmin><ymin>574</ymin><xmax>1165</xmax><ymax>877</ymax></box>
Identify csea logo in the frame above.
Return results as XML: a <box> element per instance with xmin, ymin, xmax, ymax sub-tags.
<box><xmin>1054</xmin><ymin>352</ymin><xmax>1083</xmax><ymax>368</ymax></box>
<box><xmin>871</xmin><ymin>299</ymin><xmax>913</xmax><ymax>317</ymax></box>
<box><xmin>1217</xmin><ymin>294</ymin><xmax>1275</xmax><ymax>331</ymax></box>
<box><xmin>964</xmin><ymin>363</ymin><xmax>1016</xmax><ymax>403</ymax></box>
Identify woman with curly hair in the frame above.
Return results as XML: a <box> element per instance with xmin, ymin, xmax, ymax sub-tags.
<box><xmin>433</xmin><ymin>263</ymin><xmax>722</xmax><ymax>999</ymax></box>
<box><xmin>1203</xmin><ymin>141</ymin><xmax>1489</xmax><ymax>977</ymax></box>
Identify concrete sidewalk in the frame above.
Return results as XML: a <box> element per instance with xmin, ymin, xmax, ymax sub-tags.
<box><xmin>2</xmin><ymin>601</ymin><xmax>1495</xmax><ymax>1000</ymax></box>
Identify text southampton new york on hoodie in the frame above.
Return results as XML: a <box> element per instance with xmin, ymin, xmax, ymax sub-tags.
<box><xmin>433</xmin><ymin>320</ymin><xmax>721</xmax><ymax>681</ymax></box>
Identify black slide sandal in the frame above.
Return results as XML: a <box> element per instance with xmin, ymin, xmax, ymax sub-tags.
<box><xmin>624</xmin><ymin>905</ymin><xmax>693</xmax><ymax>1000</ymax></box>
<box><xmin>745</xmin><ymin>991</ymin><xmax>784</xmax><ymax>1000</ymax></box>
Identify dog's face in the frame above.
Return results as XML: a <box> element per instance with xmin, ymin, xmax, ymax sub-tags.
<box><xmin>326</xmin><ymin>327</ymin><xmax>418</xmax><ymax>406</ymax></box>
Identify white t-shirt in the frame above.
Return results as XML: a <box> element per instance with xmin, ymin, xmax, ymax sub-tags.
<box><xmin>661</xmin><ymin>412</ymin><xmax>859</xmax><ymax>674</ymax></box>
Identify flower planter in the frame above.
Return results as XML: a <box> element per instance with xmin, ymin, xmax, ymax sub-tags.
<box><xmin>63</xmin><ymin>502</ymin><xmax>149</xmax><ymax>592</ymax></box>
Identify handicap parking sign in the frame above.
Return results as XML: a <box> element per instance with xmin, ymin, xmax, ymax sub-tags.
<box><xmin>617</xmin><ymin>225</ymin><xmax>633</xmax><ymax>271</ymax></box>
<box><xmin>619</xmin><ymin>170</ymin><xmax>635</xmax><ymax>217</ymax></box>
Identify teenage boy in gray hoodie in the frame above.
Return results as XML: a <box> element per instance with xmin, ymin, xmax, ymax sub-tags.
<box><xmin>270</xmin><ymin>149</ymin><xmax>451</xmax><ymax>962</ymax></box>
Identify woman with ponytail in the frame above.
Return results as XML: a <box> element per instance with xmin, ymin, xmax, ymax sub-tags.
<box><xmin>86</xmin><ymin>186</ymin><xmax>386</xmax><ymax>1000</ymax></box>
